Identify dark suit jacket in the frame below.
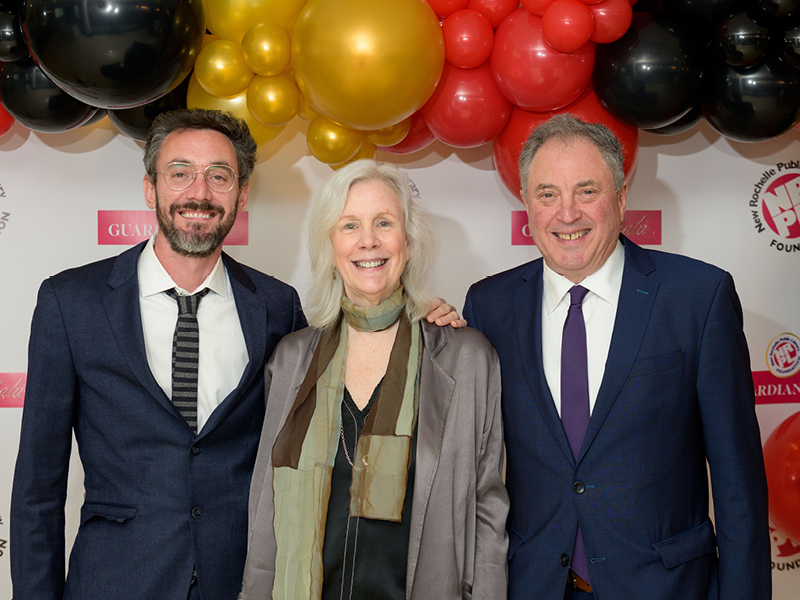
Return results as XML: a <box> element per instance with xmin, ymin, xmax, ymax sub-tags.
<box><xmin>11</xmin><ymin>241</ymin><xmax>306</xmax><ymax>600</ymax></box>
<box><xmin>463</xmin><ymin>236</ymin><xmax>771</xmax><ymax>600</ymax></box>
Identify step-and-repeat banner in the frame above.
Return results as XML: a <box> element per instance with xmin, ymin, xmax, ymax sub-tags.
<box><xmin>1</xmin><ymin>117</ymin><xmax>798</xmax><ymax>597</ymax></box>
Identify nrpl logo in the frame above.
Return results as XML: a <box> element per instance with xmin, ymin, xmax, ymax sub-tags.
<box><xmin>767</xmin><ymin>333</ymin><xmax>800</xmax><ymax>378</ymax></box>
<box><xmin>750</xmin><ymin>164</ymin><xmax>800</xmax><ymax>253</ymax></box>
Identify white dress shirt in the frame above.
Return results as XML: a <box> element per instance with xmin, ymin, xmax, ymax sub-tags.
<box><xmin>137</xmin><ymin>236</ymin><xmax>249</xmax><ymax>432</ymax></box>
<box><xmin>541</xmin><ymin>241</ymin><xmax>625</xmax><ymax>416</ymax></box>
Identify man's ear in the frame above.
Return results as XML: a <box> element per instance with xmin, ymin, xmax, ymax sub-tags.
<box><xmin>237</xmin><ymin>181</ymin><xmax>250</xmax><ymax>212</ymax></box>
<box><xmin>143</xmin><ymin>175</ymin><xmax>156</xmax><ymax>209</ymax></box>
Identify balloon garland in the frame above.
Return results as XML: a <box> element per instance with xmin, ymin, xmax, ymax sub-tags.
<box><xmin>1</xmin><ymin>0</ymin><xmax>800</xmax><ymax>191</ymax></box>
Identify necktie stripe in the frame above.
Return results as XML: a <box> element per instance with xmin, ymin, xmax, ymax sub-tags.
<box><xmin>166</xmin><ymin>288</ymin><xmax>209</xmax><ymax>434</ymax></box>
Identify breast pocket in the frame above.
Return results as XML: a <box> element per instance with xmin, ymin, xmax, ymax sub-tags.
<box><xmin>628</xmin><ymin>350</ymin><xmax>685</xmax><ymax>379</ymax></box>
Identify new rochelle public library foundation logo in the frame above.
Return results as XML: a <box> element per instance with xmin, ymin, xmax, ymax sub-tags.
<box><xmin>750</xmin><ymin>164</ymin><xmax>800</xmax><ymax>253</ymax></box>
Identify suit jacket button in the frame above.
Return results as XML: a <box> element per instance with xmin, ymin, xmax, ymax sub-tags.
<box><xmin>573</xmin><ymin>481</ymin><xmax>585</xmax><ymax>494</ymax></box>
<box><xmin>192</xmin><ymin>507</ymin><xmax>203</xmax><ymax>519</ymax></box>
<box><xmin>560</xmin><ymin>553</ymin><xmax>570</xmax><ymax>566</ymax></box>
<box><xmin>191</xmin><ymin>445</ymin><xmax>202</xmax><ymax>456</ymax></box>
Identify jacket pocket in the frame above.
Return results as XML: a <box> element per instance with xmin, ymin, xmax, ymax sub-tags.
<box><xmin>652</xmin><ymin>519</ymin><xmax>717</xmax><ymax>568</ymax></box>
<box><xmin>80</xmin><ymin>502</ymin><xmax>138</xmax><ymax>525</ymax></box>
<box><xmin>629</xmin><ymin>350</ymin><xmax>685</xmax><ymax>378</ymax></box>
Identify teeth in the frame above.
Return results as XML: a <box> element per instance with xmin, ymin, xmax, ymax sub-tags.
<box><xmin>182</xmin><ymin>212</ymin><xmax>212</xmax><ymax>219</ymax></box>
<box><xmin>355</xmin><ymin>259</ymin><xmax>386</xmax><ymax>268</ymax></box>
<box><xmin>555</xmin><ymin>230</ymin><xmax>588</xmax><ymax>240</ymax></box>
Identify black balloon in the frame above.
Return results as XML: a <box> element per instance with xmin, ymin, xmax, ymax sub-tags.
<box><xmin>662</xmin><ymin>0</ymin><xmax>747</xmax><ymax>36</ymax></box>
<box><xmin>0</xmin><ymin>0</ymin><xmax>27</xmax><ymax>62</ymax></box>
<box><xmin>715</xmin><ymin>12</ymin><xmax>772</xmax><ymax>67</ymax></box>
<box><xmin>757</xmin><ymin>0</ymin><xmax>800</xmax><ymax>23</ymax></box>
<box><xmin>593</xmin><ymin>12</ymin><xmax>706</xmax><ymax>129</ymax></box>
<box><xmin>22</xmin><ymin>0</ymin><xmax>205</xmax><ymax>109</ymax></box>
<box><xmin>0</xmin><ymin>57</ymin><xmax>99</xmax><ymax>132</ymax></box>
<box><xmin>782</xmin><ymin>25</ymin><xmax>800</xmax><ymax>68</ymax></box>
<box><xmin>702</xmin><ymin>54</ymin><xmax>800</xmax><ymax>141</ymax></box>
<box><xmin>644</xmin><ymin>104</ymin><xmax>704</xmax><ymax>135</ymax></box>
<box><xmin>108</xmin><ymin>76</ymin><xmax>190</xmax><ymax>141</ymax></box>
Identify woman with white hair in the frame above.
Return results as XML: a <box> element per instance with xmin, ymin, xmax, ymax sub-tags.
<box><xmin>239</xmin><ymin>159</ymin><xmax>508</xmax><ymax>600</ymax></box>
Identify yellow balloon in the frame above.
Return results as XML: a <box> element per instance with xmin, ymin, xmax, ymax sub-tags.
<box><xmin>296</xmin><ymin>94</ymin><xmax>319</xmax><ymax>122</ymax></box>
<box><xmin>242</xmin><ymin>22</ymin><xmax>292</xmax><ymax>76</ymax></box>
<box><xmin>365</xmin><ymin>118</ymin><xmax>412</xmax><ymax>147</ymax></box>
<box><xmin>194</xmin><ymin>40</ymin><xmax>255</xmax><ymax>98</ymax></box>
<box><xmin>247</xmin><ymin>75</ymin><xmax>300</xmax><ymax>126</ymax></box>
<box><xmin>307</xmin><ymin>116</ymin><xmax>363</xmax><ymax>165</ymax></box>
<box><xmin>292</xmin><ymin>0</ymin><xmax>444</xmax><ymax>131</ymax></box>
<box><xmin>187</xmin><ymin>74</ymin><xmax>286</xmax><ymax>146</ymax></box>
<box><xmin>206</xmin><ymin>0</ymin><xmax>307</xmax><ymax>44</ymax></box>
<box><xmin>331</xmin><ymin>141</ymin><xmax>377</xmax><ymax>170</ymax></box>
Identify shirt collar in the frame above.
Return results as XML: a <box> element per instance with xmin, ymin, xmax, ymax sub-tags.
<box><xmin>138</xmin><ymin>235</ymin><xmax>229</xmax><ymax>298</ymax></box>
<box><xmin>542</xmin><ymin>239</ymin><xmax>625</xmax><ymax>315</ymax></box>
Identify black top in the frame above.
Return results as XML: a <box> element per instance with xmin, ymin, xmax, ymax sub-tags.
<box><xmin>321</xmin><ymin>383</ymin><xmax>416</xmax><ymax>600</ymax></box>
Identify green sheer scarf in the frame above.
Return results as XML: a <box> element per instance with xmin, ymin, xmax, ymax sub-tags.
<box><xmin>271</xmin><ymin>286</ymin><xmax>421</xmax><ymax>599</ymax></box>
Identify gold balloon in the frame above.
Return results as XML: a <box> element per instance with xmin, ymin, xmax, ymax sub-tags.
<box><xmin>206</xmin><ymin>0</ymin><xmax>307</xmax><ymax>44</ymax></box>
<box><xmin>296</xmin><ymin>94</ymin><xmax>319</xmax><ymax>122</ymax></box>
<box><xmin>242</xmin><ymin>22</ymin><xmax>292</xmax><ymax>76</ymax></box>
<box><xmin>187</xmin><ymin>74</ymin><xmax>285</xmax><ymax>146</ymax></box>
<box><xmin>292</xmin><ymin>0</ymin><xmax>445</xmax><ymax>130</ymax></box>
<box><xmin>247</xmin><ymin>75</ymin><xmax>300</xmax><ymax>126</ymax></box>
<box><xmin>365</xmin><ymin>118</ymin><xmax>412</xmax><ymax>147</ymax></box>
<box><xmin>306</xmin><ymin>116</ymin><xmax>363</xmax><ymax>165</ymax></box>
<box><xmin>194</xmin><ymin>40</ymin><xmax>255</xmax><ymax>98</ymax></box>
<box><xmin>331</xmin><ymin>140</ymin><xmax>377</xmax><ymax>170</ymax></box>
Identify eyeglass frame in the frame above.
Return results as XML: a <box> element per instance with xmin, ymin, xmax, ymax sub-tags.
<box><xmin>152</xmin><ymin>162</ymin><xmax>239</xmax><ymax>193</ymax></box>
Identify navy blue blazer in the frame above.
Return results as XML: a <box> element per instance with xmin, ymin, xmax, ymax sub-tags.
<box><xmin>11</xmin><ymin>241</ymin><xmax>306</xmax><ymax>600</ymax></box>
<box><xmin>464</xmin><ymin>237</ymin><xmax>770</xmax><ymax>600</ymax></box>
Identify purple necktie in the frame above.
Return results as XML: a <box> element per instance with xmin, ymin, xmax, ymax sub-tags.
<box><xmin>561</xmin><ymin>284</ymin><xmax>591</xmax><ymax>583</ymax></box>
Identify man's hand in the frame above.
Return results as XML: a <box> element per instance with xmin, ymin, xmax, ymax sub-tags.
<box><xmin>426</xmin><ymin>297</ymin><xmax>467</xmax><ymax>328</ymax></box>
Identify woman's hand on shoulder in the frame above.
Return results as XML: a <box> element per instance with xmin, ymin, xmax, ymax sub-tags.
<box><xmin>426</xmin><ymin>297</ymin><xmax>467</xmax><ymax>328</ymax></box>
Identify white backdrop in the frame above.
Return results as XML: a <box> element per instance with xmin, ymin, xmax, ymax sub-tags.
<box><xmin>1</xmin><ymin>115</ymin><xmax>799</xmax><ymax>598</ymax></box>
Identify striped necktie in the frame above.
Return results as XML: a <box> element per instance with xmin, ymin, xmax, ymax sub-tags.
<box><xmin>166</xmin><ymin>288</ymin><xmax>210</xmax><ymax>434</ymax></box>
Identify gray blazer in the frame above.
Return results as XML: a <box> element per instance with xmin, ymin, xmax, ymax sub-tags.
<box><xmin>240</xmin><ymin>320</ymin><xmax>509</xmax><ymax>600</ymax></box>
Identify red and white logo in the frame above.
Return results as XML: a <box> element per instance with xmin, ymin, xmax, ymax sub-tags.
<box><xmin>750</xmin><ymin>165</ymin><xmax>800</xmax><ymax>253</ymax></box>
<box><xmin>767</xmin><ymin>333</ymin><xmax>800</xmax><ymax>378</ymax></box>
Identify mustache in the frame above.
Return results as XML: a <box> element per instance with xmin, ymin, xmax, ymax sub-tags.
<box><xmin>169</xmin><ymin>201</ymin><xmax>224</xmax><ymax>216</ymax></box>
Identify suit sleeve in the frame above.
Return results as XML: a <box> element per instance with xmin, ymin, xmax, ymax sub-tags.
<box><xmin>697</xmin><ymin>272</ymin><xmax>771</xmax><ymax>600</ymax></box>
<box><xmin>290</xmin><ymin>287</ymin><xmax>307</xmax><ymax>333</ymax></box>
<box><xmin>11</xmin><ymin>279</ymin><xmax>77</xmax><ymax>600</ymax></box>
<box><xmin>472</xmin><ymin>347</ymin><xmax>510</xmax><ymax>599</ymax></box>
<box><xmin>463</xmin><ymin>286</ymin><xmax>477</xmax><ymax>331</ymax></box>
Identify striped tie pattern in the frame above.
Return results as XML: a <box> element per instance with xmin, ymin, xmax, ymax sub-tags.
<box><xmin>166</xmin><ymin>288</ymin><xmax>210</xmax><ymax>434</ymax></box>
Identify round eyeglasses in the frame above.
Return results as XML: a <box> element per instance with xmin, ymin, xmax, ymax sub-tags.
<box><xmin>155</xmin><ymin>162</ymin><xmax>238</xmax><ymax>193</ymax></box>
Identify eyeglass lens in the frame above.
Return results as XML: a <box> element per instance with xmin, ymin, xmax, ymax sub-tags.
<box><xmin>163</xmin><ymin>163</ymin><xmax>236</xmax><ymax>192</ymax></box>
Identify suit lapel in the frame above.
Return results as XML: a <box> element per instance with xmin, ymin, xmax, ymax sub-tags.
<box><xmin>406</xmin><ymin>322</ymin><xmax>455</xmax><ymax>597</ymax></box>
<box><xmin>102</xmin><ymin>242</ymin><xmax>176</xmax><ymax>416</ymax></box>
<box><xmin>579</xmin><ymin>237</ymin><xmax>658</xmax><ymax>461</ymax></box>
<box><xmin>199</xmin><ymin>253</ymin><xmax>268</xmax><ymax>435</ymax></box>
<box><xmin>514</xmin><ymin>261</ymin><xmax>577</xmax><ymax>465</ymax></box>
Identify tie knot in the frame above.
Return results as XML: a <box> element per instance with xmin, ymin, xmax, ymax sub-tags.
<box><xmin>166</xmin><ymin>288</ymin><xmax>210</xmax><ymax>316</ymax></box>
<box><xmin>569</xmin><ymin>285</ymin><xmax>589</xmax><ymax>307</ymax></box>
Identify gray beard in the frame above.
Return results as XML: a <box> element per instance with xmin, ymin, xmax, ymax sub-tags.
<box><xmin>155</xmin><ymin>195</ymin><xmax>238</xmax><ymax>258</ymax></box>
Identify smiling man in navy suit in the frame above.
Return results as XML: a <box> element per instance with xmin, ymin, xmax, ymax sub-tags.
<box><xmin>9</xmin><ymin>109</ymin><xmax>305</xmax><ymax>600</ymax></box>
<box><xmin>464</xmin><ymin>114</ymin><xmax>771</xmax><ymax>600</ymax></box>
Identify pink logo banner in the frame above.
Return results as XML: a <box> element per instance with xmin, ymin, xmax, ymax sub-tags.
<box><xmin>754</xmin><ymin>371</ymin><xmax>800</xmax><ymax>405</ymax></box>
<box><xmin>0</xmin><ymin>373</ymin><xmax>26</xmax><ymax>407</ymax></box>
<box><xmin>512</xmin><ymin>210</ymin><xmax>662</xmax><ymax>246</ymax></box>
<box><xmin>97</xmin><ymin>211</ymin><xmax>249</xmax><ymax>245</ymax></box>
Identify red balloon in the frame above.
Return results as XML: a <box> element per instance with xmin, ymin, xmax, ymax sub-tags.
<box><xmin>589</xmin><ymin>0</ymin><xmax>633</xmax><ymax>44</ymax></box>
<box><xmin>421</xmin><ymin>62</ymin><xmax>512</xmax><ymax>148</ymax></box>
<box><xmin>764</xmin><ymin>410</ymin><xmax>800</xmax><ymax>544</ymax></box>
<box><xmin>490</xmin><ymin>8</ymin><xmax>595</xmax><ymax>111</ymax></box>
<box><xmin>521</xmin><ymin>0</ymin><xmax>557</xmax><ymax>17</ymax></box>
<box><xmin>0</xmin><ymin>93</ymin><xmax>15</xmax><ymax>136</ymax></box>
<box><xmin>467</xmin><ymin>0</ymin><xmax>519</xmax><ymax>28</ymax></box>
<box><xmin>427</xmin><ymin>0</ymin><xmax>470</xmax><ymax>18</ymax></box>
<box><xmin>443</xmin><ymin>9</ymin><xmax>495</xmax><ymax>69</ymax></box>
<box><xmin>492</xmin><ymin>84</ymin><xmax>638</xmax><ymax>200</ymax></box>
<box><xmin>379</xmin><ymin>111</ymin><xmax>436</xmax><ymax>154</ymax></box>
<box><xmin>543</xmin><ymin>0</ymin><xmax>595</xmax><ymax>53</ymax></box>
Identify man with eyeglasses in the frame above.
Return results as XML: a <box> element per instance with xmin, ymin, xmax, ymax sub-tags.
<box><xmin>10</xmin><ymin>108</ymin><xmax>464</xmax><ymax>600</ymax></box>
